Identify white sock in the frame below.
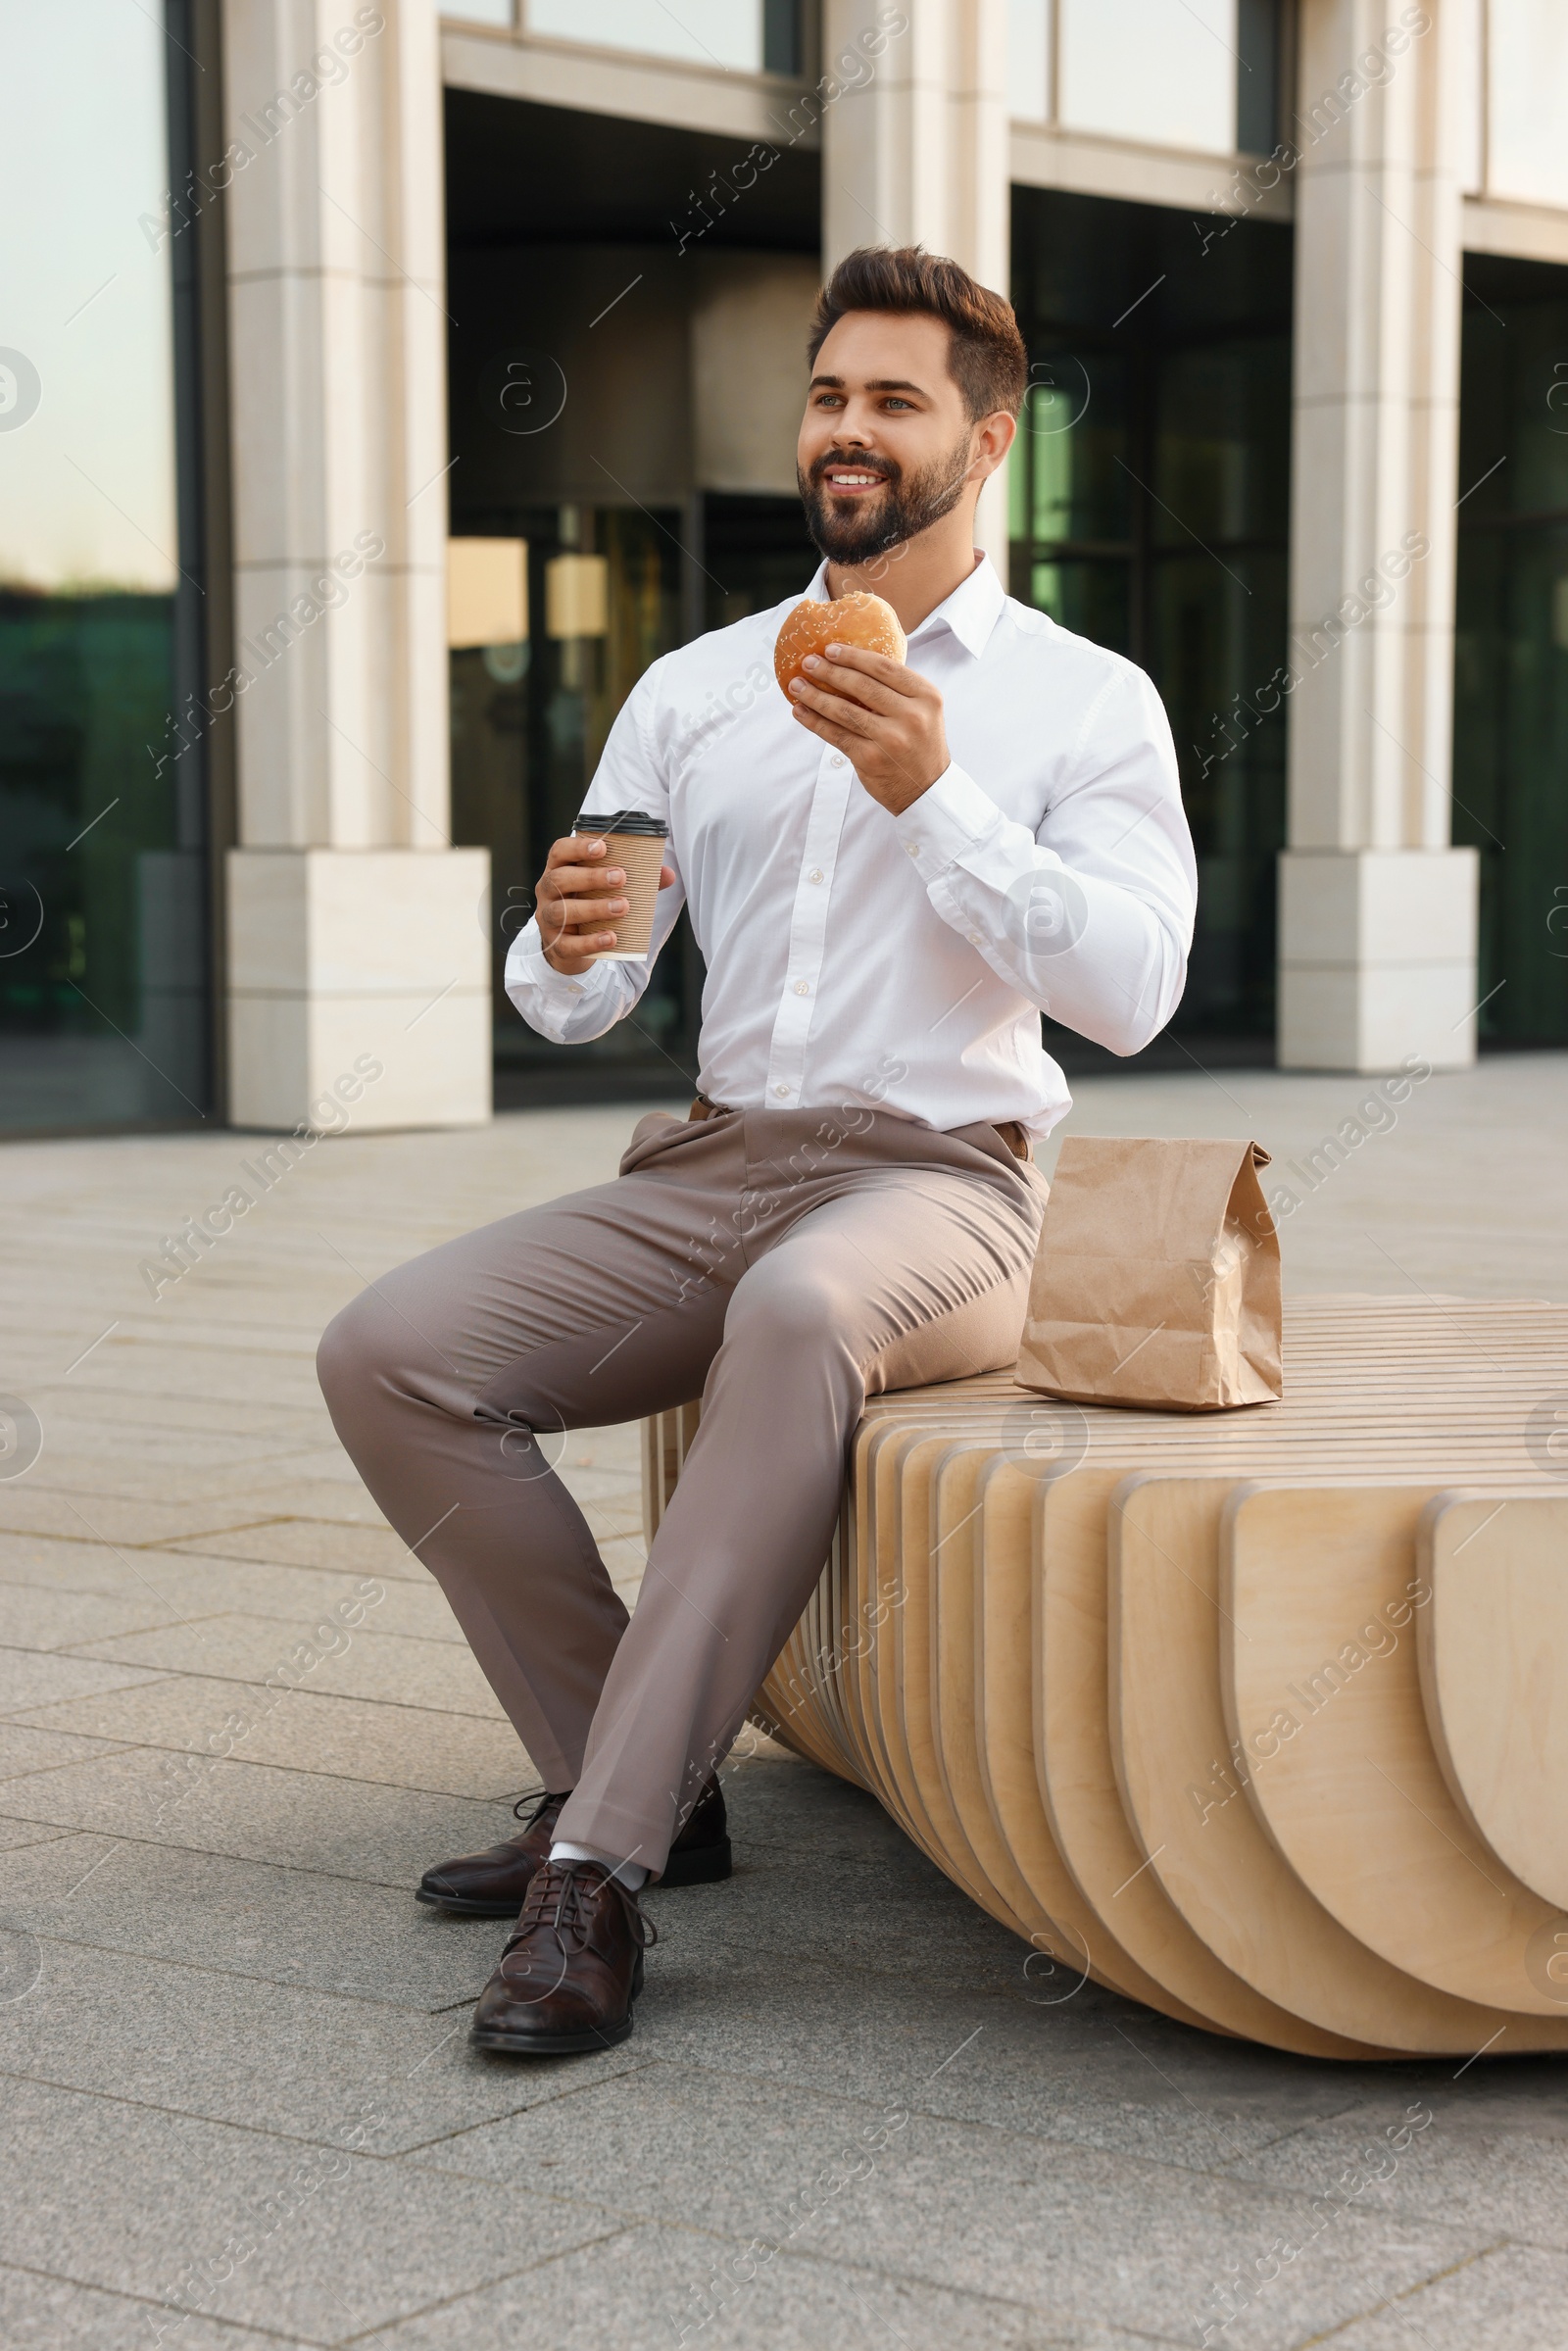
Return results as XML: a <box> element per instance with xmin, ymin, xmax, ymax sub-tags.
<box><xmin>550</xmin><ymin>1838</ymin><xmax>649</xmax><ymax>1892</ymax></box>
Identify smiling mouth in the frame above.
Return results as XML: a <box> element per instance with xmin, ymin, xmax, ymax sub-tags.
<box><xmin>822</xmin><ymin>468</ymin><xmax>890</xmax><ymax>494</ymax></box>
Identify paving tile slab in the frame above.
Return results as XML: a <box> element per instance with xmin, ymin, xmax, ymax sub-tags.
<box><xmin>410</xmin><ymin>2059</ymin><xmax>1485</xmax><ymax>2347</ymax></box>
<box><xmin>25</xmin><ymin>1429</ymin><xmax>321</xmax><ymax>1480</ymax></box>
<box><xmin>350</xmin><ymin>2220</ymin><xmax>1108</xmax><ymax>2351</ymax></box>
<box><xmin>0</xmin><ymin>2074</ymin><xmax>614</xmax><ymax>2345</ymax></box>
<box><xmin>0</xmin><ymin>1832</ymin><xmax>504</xmax><ymax>2011</ymax></box>
<box><xmin>0</xmin><ymin>1933</ymin><xmax>645</xmax><ymax>2150</ymax></box>
<box><xmin>72</xmin><ymin>1613</ymin><xmax>506</xmax><ymax>1716</ymax></box>
<box><xmin>174</xmin><ymin>1507</ymin><xmax>643</xmax><ymax>1587</ymax></box>
<box><xmin>0</xmin><ymin>1535</ymin><xmax>460</xmax><ymax>1640</ymax></box>
<box><xmin>676</xmin><ymin>1959</ymin><xmax>1376</xmax><ymax>2174</ymax></box>
<box><xmin>0</xmin><ymin>1532</ymin><xmax>166</xmax><ymax>1595</ymax></box>
<box><xmin>10</xmin><ymin>1674</ymin><xmax>528</xmax><ymax>1799</ymax></box>
<box><xmin>0</xmin><ymin>1584</ymin><xmax>201</xmax><ymax>1650</ymax></box>
<box><xmin>32</xmin><ymin>1383</ymin><xmax>322</xmax><ymax>1440</ymax></box>
<box><xmin>0</xmin><ymin>1746</ymin><xmax>517</xmax><ymax>1887</ymax></box>
<box><xmin>0</xmin><ymin>1724</ymin><xmax>126</xmax><ymax>1781</ymax></box>
<box><xmin>0</xmin><ymin>1492</ymin><xmax>293</xmax><ymax>1549</ymax></box>
<box><xmin>0</xmin><ymin>1646</ymin><xmax>171</xmax><ymax>1716</ymax></box>
<box><xmin>1228</xmin><ymin>2089</ymin><xmax>1568</xmax><ymax>2251</ymax></box>
<box><xmin>0</xmin><ymin>1820</ymin><xmax>81</xmax><ymax>1855</ymax></box>
<box><xmin>166</xmin><ymin>1521</ymin><xmax>434</xmax><ymax>1583</ymax></box>
<box><xmin>210</xmin><ymin>1475</ymin><xmax>390</xmax><ymax>1524</ymax></box>
<box><xmin>0</xmin><ymin>2262</ymin><xmax>287</xmax><ymax>2351</ymax></box>
<box><xmin>1320</xmin><ymin>2245</ymin><xmax>1568</xmax><ymax>2350</ymax></box>
<box><xmin>129</xmin><ymin>1556</ymin><xmax>465</xmax><ymax>1641</ymax></box>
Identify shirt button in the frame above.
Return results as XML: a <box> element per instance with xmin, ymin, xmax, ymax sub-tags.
<box><xmin>794</xmin><ymin>979</ymin><xmax>809</xmax><ymax>996</ymax></box>
<box><xmin>808</xmin><ymin>868</ymin><xmax>825</xmax><ymax>885</ymax></box>
<box><xmin>831</xmin><ymin>754</ymin><xmax>847</xmax><ymax>768</ymax></box>
<box><xmin>967</xmin><ymin>932</ymin><xmax>983</xmax><ymax>946</ymax></box>
<box><xmin>773</xmin><ymin>1083</ymin><xmax>790</xmax><ymax>1099</ymax></box>
<box><xmin>905</xmin><ymin>842</ymin><xmax>919</xmax><ymax>858</ymax></box>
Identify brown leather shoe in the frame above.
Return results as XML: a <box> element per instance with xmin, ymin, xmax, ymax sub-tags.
<box><xmin>469</xmin><ymin>1858</ymin><xmax>657</xmax><ymax>2055</ymax></box>
<box><xmin>416</xmin><ymin>1775</ymin><xmax>731</xmax><ymax>1917</ymax></box>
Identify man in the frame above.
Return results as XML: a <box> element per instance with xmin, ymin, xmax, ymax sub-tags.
<box><xmin>318</xmin><ymin>246</ymin><xmax>1196</xmax><ymax>2057</ymax></box>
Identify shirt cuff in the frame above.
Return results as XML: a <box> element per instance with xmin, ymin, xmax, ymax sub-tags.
<box><xmin>505</xmin><ymin>921</ymin><xmax>618</xmax><ymax>1005</ymax></box>
<box><xmin>892</xmin><ymin>762</ymin><xmax>1005</xmax><ymax>876</ymax></box>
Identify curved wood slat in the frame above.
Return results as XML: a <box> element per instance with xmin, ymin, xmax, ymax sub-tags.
<box><xmin>1419</xmin><ymin>1493</ymin><xmax>1568</xmax><ymax>1918</ymax></box>
<box><xmin>932</xmin><ymin>1445</ymin><xmax>1106</xmax><ymax>1963</ymax></box>
<box><xmin>1110</xmin><ymin>1474</ymin><xmax>1538</xmax><ymax>2055</ymax></box>
<box><xmin>1035</xmin><ymin>1468</ymin><xmax>1372</xmax><ymax>2057</ymax></box>
<box><xmin>975</xmin><ymin>1458</ymin><xmax>1202</xmax><ymax>2017</ymax></box>
<box><xmin>1223</xmin><ymin>1483</ymin><xmax>1568</xmax><ymax>2029</ymax></box>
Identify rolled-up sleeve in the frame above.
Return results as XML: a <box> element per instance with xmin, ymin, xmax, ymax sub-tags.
<box><xmin>503</xmin><ymin>662</ymin><xmax>688</xmax><ymax>1045</ymax></box>
<box><xmin>893</xmin><ymin>658</ymin><xmax>1196</xmax><ymax>1055</ymax></box>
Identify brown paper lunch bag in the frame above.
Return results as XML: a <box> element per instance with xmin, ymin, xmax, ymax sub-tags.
<box><xmin>1016</xmin><ymin>1136</ymin><xmax>1282</xmax><ymax>1411</ymax></box>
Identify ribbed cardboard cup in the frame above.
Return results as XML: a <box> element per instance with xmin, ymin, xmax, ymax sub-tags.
<box><xmin>572</xmin><ymin>812</ymin><xmax>668</xmax><ymax>961</ymax></box>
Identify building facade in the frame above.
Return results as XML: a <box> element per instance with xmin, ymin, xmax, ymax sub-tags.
<box><xmin>2</xmin><ymin>0</ymin><xmax>1566</xmax><ymax>1135</ymax></box>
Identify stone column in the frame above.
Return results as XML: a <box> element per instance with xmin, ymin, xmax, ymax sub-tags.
<box><xmin>821</xmin><ymin>0</ymin><xmax>1012</xmax><ymax>567</ymax></box>
<box><xmin>1278</xmin><ymin>0</ymin><xmax>1478</xmax><ymax>1071</ymax></box>
<box><xmin>220</xmin><ymin>0</ymin><xmax>489</xmax><ymax>1130</ymax></box>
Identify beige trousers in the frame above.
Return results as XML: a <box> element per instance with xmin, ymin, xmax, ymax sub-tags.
<box><xmin>317</xmin><ymin>1105</ymin><xmax>1046</xmax><ymax>1876</ymax></box>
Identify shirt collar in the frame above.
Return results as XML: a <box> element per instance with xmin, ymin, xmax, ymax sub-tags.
<box><xmin>803</xmin><ymin>551</ymin><xmax>1006</xmax><ymax>661</ymax></box>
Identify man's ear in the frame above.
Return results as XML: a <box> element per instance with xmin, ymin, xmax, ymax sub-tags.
<box><xmin>972</xmin><ymin>409</ymin><xmax>1017</xmax><ymax>480</ymax></box>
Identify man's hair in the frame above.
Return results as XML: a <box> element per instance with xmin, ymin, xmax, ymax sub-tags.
<box><xmin>807</xmin><ymin>245</ymin><xmax>1028</xmax><ymax>422</ymax></box>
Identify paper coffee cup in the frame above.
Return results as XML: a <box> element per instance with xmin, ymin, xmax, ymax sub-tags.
<box><xmin>572</xmin><ymin>809</ymin><xmax>669</xmax><ymax>961</ymax></box>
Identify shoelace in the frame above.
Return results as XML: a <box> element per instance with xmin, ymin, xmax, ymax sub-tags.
<box><xmin>512</xmin><ymin>1786</ymin><xmax>563</xmax><ymax>1832</ymax></box>
<box><xmin>514</xmin><ymin>1859</ymin><xmax>659</xmax><ymax>1955</ymax></box>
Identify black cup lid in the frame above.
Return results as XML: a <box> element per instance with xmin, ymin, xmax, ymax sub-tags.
<box><xmin>573</xmin><ymin>808</ymin><xmax>669</xmax><ymax>837</ymax></box>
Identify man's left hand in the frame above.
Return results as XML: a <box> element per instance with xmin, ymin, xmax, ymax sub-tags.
<box><xmin>787</xmin><ymin>645</ymin><xmax>950</xmax><ymax>815</ymax></box>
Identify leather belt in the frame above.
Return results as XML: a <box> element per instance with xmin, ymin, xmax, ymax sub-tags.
<box><xmin>689</xmin><ymin>1095</ymin><xmax>1031</xmax><ymax>1162</ymax></box>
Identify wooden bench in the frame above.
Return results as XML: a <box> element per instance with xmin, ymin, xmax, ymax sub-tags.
<box><xmin>644</xmin><ymin>1298</ymin><xmax>1568</xmax><ymax>2059</ymax></box>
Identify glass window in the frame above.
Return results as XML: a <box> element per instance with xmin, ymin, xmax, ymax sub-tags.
<box><xmin>1011</xmin><ymin>0</ymin><xmax>1277</xmax><ymax>146</ymax></box>
<box><xmin>1452</xmin><ymin>256</ymin><xmax>1568</xmax><ymax>1047</ymax></box>
<box><xmin>1487</xmin><ymin>0</ymin><xmax>1568</xmax><ymax>210</ymax></box>
<box><xmin>1456</xmin><ymin>0</ymin><xmax>1485</xmax><ymax>194</ymax></box>
<box><xmin>1058</xmin><ymin>0</ymin><xmax>1238</xmax><ymax>155</ymax></box>
<box><xmin>1010</xmin><ymin>351</ymin><xmax>1130</xmax><ymax>546</ymax></box>
<box><xmin>1011</xmin><ymin>187</ymin><xmax>1294</xmax><ymax>1048</ymax></box>
<box><xmin>0</xmin><ymin>1</ymin><xmax>209</xmax><ymax>1132</ymax></box>
<box><xmin>1007</xmin><ymin>0</ymin><xmax>1052</xmax><ymax>122</ymax></box>
<box><xmin>525</xmin><ymin>1</ymin><xmax>765</xmax><ymax>72</ymax></box>
<box><xmin>451</xmin><ymin>506</ymin><xmax>699</xmax><ymax>1103</ymax></box>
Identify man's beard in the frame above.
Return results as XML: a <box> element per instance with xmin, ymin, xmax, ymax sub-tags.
<box><xmin>797</xmin><ymin>434</ymin><xmax>973</xmax><ymax>566</ymax></box>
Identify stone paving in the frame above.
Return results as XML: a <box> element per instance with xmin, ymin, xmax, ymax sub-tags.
<box><xmin>1</xmin><ymin>1053</ymin><xmax>1566</xmax><ymax>2350</ymax></box>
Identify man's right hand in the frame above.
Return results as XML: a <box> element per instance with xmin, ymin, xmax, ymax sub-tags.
<box><xmin>535</xmin><ymin>833</ymin><xmax>676</xmax><ymax>975</ymax></box>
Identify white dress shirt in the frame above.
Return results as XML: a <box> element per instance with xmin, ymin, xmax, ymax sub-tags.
<box><xmin>506</xmin><ymin>554</ymin><xmax>1196</xmax><ymax>1139</ymax></box>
